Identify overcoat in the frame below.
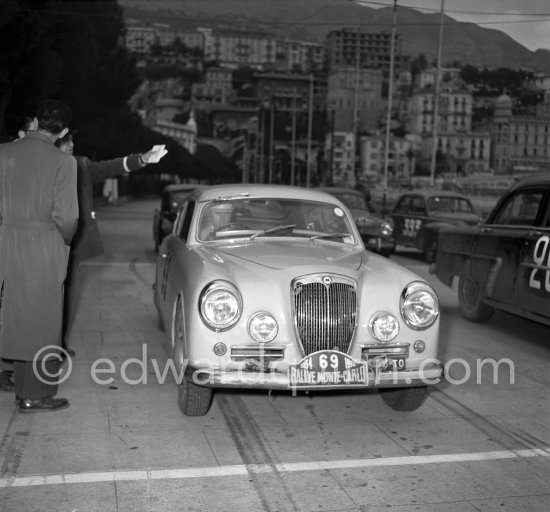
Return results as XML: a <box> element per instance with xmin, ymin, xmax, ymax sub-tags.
<box><xmin>0</xmin><ymin>132</ymin><xmax>78</xmax><ymax>361</ymax></box>
<box><xmin>72</xmin><ymin>154</ymin><xmax>142</xmax><ymax>262</ymax></box>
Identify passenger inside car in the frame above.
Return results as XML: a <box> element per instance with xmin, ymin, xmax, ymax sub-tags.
<box><xmin>199</xmin><ymin>202</ymin><xmax>235</xmax><ymax>240</ymax></box>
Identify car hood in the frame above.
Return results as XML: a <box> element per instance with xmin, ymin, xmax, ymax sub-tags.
<box><xmin>349</xmin><ymin>208</ymin><xmax>380</xmax><ymax>225</ymax></box>
<box><xmin>200</xmin><ymin>239</ymin><xmax>365</xmax><ymax>272</ymax></box>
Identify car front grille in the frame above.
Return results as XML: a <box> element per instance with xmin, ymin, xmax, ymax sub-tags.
<box><xmin>293</xmin><ymin>275</ymin><xmax>357</xmax><ymax>356</ymax></box>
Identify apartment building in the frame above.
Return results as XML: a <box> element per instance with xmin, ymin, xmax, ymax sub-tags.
<box><xmin>199</xmin><ymin>28</ymin><xmax>276</xmax><ymax>69</ymax></box>
<box><xmin>276</xmin><ymin>39</ymin><xmax>325</xmax><ymax>73</ymax></box>
<box><xmin>125</xmin><ymin>24</ymin><xmax>157</xmax><ymax>55</ymax></box>
<box><xmin>327</xmin><ymin>67</ymin><xmax>383</xmax><ymax>133</ymax></box>
<box><xmin>488</xmin><ymin>93</ymin><xmax>550</xmax><ymax>174</ymax></box>
<box><xmin>192</xmin><ymin>67</ymin><xmax>234</xmax><ymax>106</ymax></box>
<box><xmin>325</xmin><ymin>28</ymin><xmax>408</xmax><ymax>74</ymax></box>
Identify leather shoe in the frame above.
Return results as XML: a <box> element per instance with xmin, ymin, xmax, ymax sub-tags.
<box><xmin>0</xmin><ymin>370</ymin><xmax>15</xmax><ymax>392</ymax></box>
<box><xmin>18</xmin><ymin>397</ymin><xmax>69</xmax><ymax>413</ymax></box>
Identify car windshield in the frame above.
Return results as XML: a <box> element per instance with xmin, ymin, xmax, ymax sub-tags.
<box><xmin>427</xmin><ymin>196</ymin><xmax>473</xmax><ymax>213</ymax></box>
<box><xmin>197</xmin><ymin>198</ymin><xmax>355</xmax><ymax>243</ymax></box>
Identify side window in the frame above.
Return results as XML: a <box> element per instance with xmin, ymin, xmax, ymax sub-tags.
<box><xmin>492</xmin><ymin>191</ymin><xmax>543</xmax><ymax>226</ymax></box>
<box><xmin>175</xmin><ymin>201</ymin><xmax>196</xmax><ymax>241</ymax></box>
<box><xmin>395</xmin><ymin>196</ymin><xmax>411</xmax><ymax>212</ymax></box>
<box><xmin>544</xmin><ymin>197</ymin><xmax>550</xmax><ymax>228</ymax></box>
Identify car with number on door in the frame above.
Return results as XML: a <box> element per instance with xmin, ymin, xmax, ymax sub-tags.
<box><xmin>153</xmin><ymin>184</ymin><xmax>443</xmax><ymax>416</ymax></box>
<box><xmin>391</xmin><ymin>191</ymin><xmax>480</xmax><ymax>262</ymax></box>
<box><xmin>431</xmin><ymin>175</ymin><xmax>550</xmax><ymax>326</ymax></box>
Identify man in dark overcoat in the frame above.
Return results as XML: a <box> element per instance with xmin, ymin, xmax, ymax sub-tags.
<box><xmin>0</xmin><ymin>99</ymin><xmax>78</xmax><ymax>412</ymax></box>
<box><xmin>56</xmin><ymin>134</ymin><xmax>165</xmax><ymax>351</ymax></box>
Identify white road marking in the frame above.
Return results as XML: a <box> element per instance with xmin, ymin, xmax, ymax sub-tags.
<box><xmin>1</xmin><ymin>447</ymin><xmax>548</xmax><ymax>489</ymax></box>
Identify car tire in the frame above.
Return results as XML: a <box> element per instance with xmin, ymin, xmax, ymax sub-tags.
<box><xmin>379</xmin><ymin>386</ymin><xmax>430</xmax><ymax>411</ymax></box>
<box><xmin>171</xmin><ymin>296</ymin><xmax>214</xmax><ymax>416</ymax></box>
<box><xmin>458</xmin><ymin>274</ymin><xmax>494</xmax><ymax>322</ymax></box>
<box><xmin>178</xmin><ymin>377</ymin><xmax>213</xmax><ymax>417</ymax></box>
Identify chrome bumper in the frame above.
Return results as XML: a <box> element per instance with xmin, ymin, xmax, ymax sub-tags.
<box><xmin>187</xmin><ymin>362</ymin><xmax>443</xmax><ymax>391</ymax></box>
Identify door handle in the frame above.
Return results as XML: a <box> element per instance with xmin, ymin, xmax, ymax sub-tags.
<box><xmin>480</xmin><ymin>227</ymin><xmax>492</xmax><ymax>233</ymax></box>
<box><xmin>528</xmin><ymin>230</ymin><xmax>542</xmax><ymax>237</ymax></box>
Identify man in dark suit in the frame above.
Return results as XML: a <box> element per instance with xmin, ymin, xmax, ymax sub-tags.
<box><xmin>56</xmin><ymin>134</ymin><xmax>165</xmax><ymax>352</ymax></box>
<box><xmin>0</xmin><ymin>99</ymin><xmax>78</xmax><ymax>412</ymax></box>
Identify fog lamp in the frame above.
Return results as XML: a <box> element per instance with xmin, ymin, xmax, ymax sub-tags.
<box><xmin>248</xmin><ymin>312</ymin><xmax>278</xmax><ymax>343</ymax></box>
<box><xmin>413</xmin><ymin>340</ymin><xmax>426</xmax><ymax>353</ymax></box>
<box><xmin>213</xmin><ymin>342</ymin><xmax>227</xmax><ymax>356</ymax></box>
<box><xmin>369</xmin><ymin>311</ymin><xmax>399</xmax><ymax>342</ymax></box>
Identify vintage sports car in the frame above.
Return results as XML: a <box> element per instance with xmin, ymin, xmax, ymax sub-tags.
<box><xmin>391</xmin><ymin>191</ymin><xmax>480</xmax><ymax>262</ymax></box>
<box><xmin>432</xmin><ymin>175</ymin><xmax>550</xmax><ymax>326</ymax></box>
<box><xmin>153</xmin><ymin>184</ymin><xmax>443</xmax><ymax>416</ymax></box>
<box><xmin>153</xmin><ymin>183</ymin><xmax>205</xmax><ymax>251</ymax></box>
<box><xmin>316</xmin><ymin>186</ymin><xmax>395</xmax><ymax>257</ymax></box>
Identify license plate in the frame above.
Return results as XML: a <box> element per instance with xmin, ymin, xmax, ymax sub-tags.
<box><xmin>288</xmin><ymin>350</ymin><xmax>368</xmax><ymax>388</ymax></box>
<box><xmin>366</xmin><ymin>354</ymin><xmax>406</xmax><ymax>372</ymax></box>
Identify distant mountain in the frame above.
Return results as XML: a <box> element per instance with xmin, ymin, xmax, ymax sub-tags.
<box><xmin>119</xmin><ymin>0</ymin><xmax>550</xmax><ymax>74</ymax></box>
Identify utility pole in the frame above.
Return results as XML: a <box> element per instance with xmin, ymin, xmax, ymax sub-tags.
<box><xmin>306</xmin><ymin>73</ymin><xmax>314</xmax><ymax>187</ymax></box>
<box><xmin>268</xmin><ymin>100</ymin><xmax>275</xmax><ymax>184</ymax></box>
<box><xmin>430</xmin><ymin>0</ymin><xmax>445</xmax><ymax>188</ymax></box>
<box><xmin>353</xmin><ymin>35</ymin><xmax>360</xmax><ymax>186</ymax></box>
<box><xmin>382</xmin><ymin>0</ymin><xmax>398</xmax><ymax>217</ymax></box>
<box><xmin>329</xmin><ymin>109</ymin><xmax>335</xmax><ymax>185</ymax></box>
<box><xmin>290</xmin><ymin>87</ymin><xmax>297</xmax><ymax>186</ymax></box>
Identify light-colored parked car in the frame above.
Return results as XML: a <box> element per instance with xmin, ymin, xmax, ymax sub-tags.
<box><xmin>153</xmin><ymin>184</ymin><xmax>443</xmax><ymax>416</ymax></box>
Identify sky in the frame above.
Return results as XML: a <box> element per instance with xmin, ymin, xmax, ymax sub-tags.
<box><xmin>360</xmin><ymin>0</ymin><xmax>550</xmax><ymax>51</ymax></box>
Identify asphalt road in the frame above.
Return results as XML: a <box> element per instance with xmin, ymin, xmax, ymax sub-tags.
<box><xmin>0</xmin><ymin>198</ymin><xmax>548</xmax><ymax>512</ymax></box>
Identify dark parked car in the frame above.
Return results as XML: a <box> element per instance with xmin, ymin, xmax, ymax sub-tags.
<box><xmin>391</xmin><ymin>191</ymin><xmax>480</xmax><ymax>262</ymax></box>
<box><xmin>153</xmin><ymin>184</ymin><xmax>204</xmax><ymax>251</ymax></box>
<box><xmin>432</xmin><ymin>175</ymin><xmax>550</xmax><ymax>326</ymax></box>
<box><xmin>317</xmin><ymin>187</ymin><xmax>395</xmax><ymax>257</ymax></box>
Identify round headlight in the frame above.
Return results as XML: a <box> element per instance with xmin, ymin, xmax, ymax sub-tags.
<box><xmin>380</xmin><ymin>220</ymin><xmax>393</xmax><ymax>236</ymax></box>
<box><xmin>200</xmin><ymin>281</ymin><xmax>242</xmax><ymax>331</ymax></box>
<box><xmin>248</xmin><ymin>312</ymin><xmax>278</xmax><ymax>343</ymax></box>
<box><xmin>400</xmin><ymin>281</ymin><xmax>439</xmax><ymax>330</ymax></box>
<box><xmin>369</xmin><ymin>311</ymin><xmax>399</xmax><ymax>342</ymax></box>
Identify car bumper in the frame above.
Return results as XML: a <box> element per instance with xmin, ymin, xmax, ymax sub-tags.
<box><xmin>186</xmin><ymin>362</ymin><xmax>443</xmax><ymax>391</ymax></box>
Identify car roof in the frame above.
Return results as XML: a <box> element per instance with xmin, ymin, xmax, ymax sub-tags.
<box><xmin>396</xmin><ymin>190</ymin><xmax>471</xmax><ymax>200</ymax></box>
<box><xmin>316</xmin><ymin>187</ymin><xmax>363</xmax><ymax>196</ymax></box>
<box><xmin>509</xmin><ymin>174</ymin><xmax>550</xmax><ymax>191</ymax></box>
<box><xmin>163</xmin><ymin>184</ymin><xmax>205</xmax><ymax>193</ymax></box>
<box><xmin>191</xmin><ymin>183</ymin><xmax>341</xmax><ymax>203</ymax></box>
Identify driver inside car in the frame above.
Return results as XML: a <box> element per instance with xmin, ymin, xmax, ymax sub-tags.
<box><xmin>200</xmin><ymin>202</ymin><xmax>235</xmax><ymax>240</ymax></box>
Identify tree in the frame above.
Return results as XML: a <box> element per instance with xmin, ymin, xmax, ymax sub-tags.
<box><xmin>1</xmin><ymin>0</ymin><xmax>143</xmax><ymax>157</ymax></box>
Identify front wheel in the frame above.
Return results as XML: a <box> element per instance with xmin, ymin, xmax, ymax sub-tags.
<box><xmin>178</xmin><ymin>377</ymin><xmax>213</xmax><ymax>416</ymax></box>
<box><xmin>379</xmin><ymin>386</ymin><xmax>430</xmax><ymax>411</ymax></box>
<box><xmin>458</xmin><ymin>274</ymin><xmax>494</xmax><ymax>322</ymax></box>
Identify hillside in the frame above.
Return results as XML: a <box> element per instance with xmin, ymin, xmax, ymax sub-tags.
<box><xmin>119</xmin><ymin>0</ymin><xmax>550</xmax><ymax>73</ymax></box>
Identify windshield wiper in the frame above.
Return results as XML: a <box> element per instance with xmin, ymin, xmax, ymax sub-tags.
<box><xmin>309</xmin><ymin>232</ymin><xmax>349</xmax><ymax>240</ymax></box>
<box><xmin>250</xmin><ymin>224</ymin><xmax>296</xmax><ymax>240</ymax></box>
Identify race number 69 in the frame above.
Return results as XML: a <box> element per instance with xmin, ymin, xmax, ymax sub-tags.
<box><xmin>529</xmin><ymin>235</ymin><xmax>550</xmax><ymax>292</ymax></box>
